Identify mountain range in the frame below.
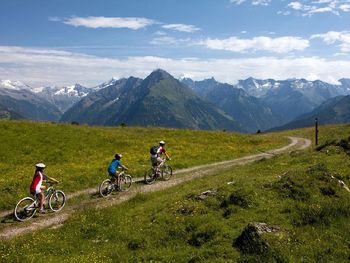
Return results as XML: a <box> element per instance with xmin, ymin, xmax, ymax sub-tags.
<box><xmin>1</xmin><ymin>71</ymin><xmax>350</xmax><ymax>132</ymax></box>
<box><xmin>0</xmin><ymin>80</ymin><xmax>61</xmax><ymax>121</ymax></box>
<box><xmin>61</xmin><ymin>70</ymin><xmax>243</xmax><ymax>131</ymax></box>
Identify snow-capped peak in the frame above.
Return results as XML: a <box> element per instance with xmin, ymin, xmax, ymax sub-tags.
<box><xmin>49</xmin><ymin>83</ymin><xmax>92</xmax><ymax>97</ymax></box>
<box><xmin>0</xmin><ymin>79</ymin><xmax>31</xmax><ymax>91</ymax></box>
<box><xmin>94</xmin><ymin>77</ymin><xmax>119</xmax><ymax>91</ymax></box>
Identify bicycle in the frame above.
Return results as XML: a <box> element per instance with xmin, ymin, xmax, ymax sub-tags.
<box><xmin>14</xmin><ymin>182</ymin><xmax>66</xmax><ymax>222</ymax></box>
<box><xmin>144</xmin><ymin>158</ymin><xmax>173</xmax><ymax>185</ymax></box>
<box><xmin>99</xmin><ymin>169</ymin><xmax>132</xmax><ymax>197</ymax></box>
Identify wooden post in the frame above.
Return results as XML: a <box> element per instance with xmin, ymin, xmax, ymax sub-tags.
<box><xmin>315</xmin><ymin>118</ymin><xmax>318</xmax><ymax>146</ymax></box>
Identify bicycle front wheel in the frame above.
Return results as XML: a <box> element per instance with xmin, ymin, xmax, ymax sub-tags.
<box><xmin>49</xmin><ymin>190</ymin><xmax>66</xmax><ymax>212</ymax></box>
<box><xmin>162</xmin><ymin>165</ymin><xmax>173</xmax><ymax>181</ymax></box>
<box><xmin>14</xmin><ymin>197</ymin><xmax>37</xmax><ymax>221</ymax></box>
<box><xmin>99</xmin><ymin>179</ymin><xmax>114</xmax><ymax>197</ymax></box>
<box><xmin>120</xmin><ymin>174</ymin><xmax>132</xmax><ymax>191</ymax></box>
<box><xmin>144</xmin><ymin>168</ymin><xmax>156</xmax><ymax>185</ymax></box>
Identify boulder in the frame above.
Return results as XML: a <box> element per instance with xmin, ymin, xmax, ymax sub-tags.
<box><xmin>234</xmin><ymin>222</ymin><xmax>280</xmax><ymax>254</ymax></box>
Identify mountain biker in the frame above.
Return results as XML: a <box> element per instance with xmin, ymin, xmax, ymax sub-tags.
<box><xmin>29</xmin><ymin>163</ymin><xmax>59</xmax><ymax>213</ymax></box>
<box><xmin>108</xmin><ymin>153</ymin><xmax>128</xmax><ymax>189</ymax></box>
<box><xmin>150</xmin><ymin>141</ymin><xmax>171</xmax><ymax>174</ymax></box>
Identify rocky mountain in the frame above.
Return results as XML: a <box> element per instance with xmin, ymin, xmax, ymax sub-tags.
<box><xmin>271</xmin><ymin>95</ymin><xmax>350</xmax><ymax>131</ymax></box>
<box><xmin>339</xmin><ymin>78</ymin><xmax>350</xmax><ymax>92</ymax></box>
<box><xmin>0</xmin><ymin>103</ymin><xmax>23</xmax><ymax>120</ymax></box>
<box><xmin>238</xmin><ymin>78</ymin><xmax>350</xmax><ymax>125</ymax></box>
<box><xmin>182</xmin><ymin>77</ymin><xmax>281</xmax><ymax>133</ymax></box>
<box><xmin>0</xmin><ymin>81</ymin><xmax>62</xmax><ymax>121</ymax></box>
<box><xmin>61</xmin><ymin>70</ymin><xmax>244</xmax><ymax>132</ymax></box>
<box><xmin>35</xmin><ymin>83</ymin><xmax>94</xmax><ymax>112</ymax></box>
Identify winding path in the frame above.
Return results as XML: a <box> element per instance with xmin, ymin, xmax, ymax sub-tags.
<box><xmin>0</xmin><ymin>136</ymin><xmax>311</xmax><ymax>240</ymax></box>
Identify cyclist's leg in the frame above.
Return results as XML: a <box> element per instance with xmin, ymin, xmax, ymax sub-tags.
<box><xmin>116</xmin><ymin>173</ymin><xmax>121</xmax><ymax>190</ymax></box>
<box><xmin>151</xmin><ymin>157</ymin><xmax>159</xmax><ymax>175</ymax></box>
<box><xmin>34</xmin><ymin>185</ymin><xmax>44</xmax><ymax>211</ymax></box>
<box><xmin>37</xmin><ymin>191</ymin><xmax>45</xmax><ymax>211</ymax></box>
<box><xmin>109</xmin><ymin>172</ymin><xmax>118</xmax><ymax>186</ymax></box>
<box><xmin>156</xmin><ymin>157</ymin><xmax>164</xmax><ymax>176</ymax></box>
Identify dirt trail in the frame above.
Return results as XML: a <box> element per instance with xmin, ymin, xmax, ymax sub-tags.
<box><xmin>0</xmin><ymin>136</ymin><xmax>311</xmax><ymax>240</ymax></box>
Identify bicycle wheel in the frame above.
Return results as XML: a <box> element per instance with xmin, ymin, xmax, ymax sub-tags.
<box><xmin>161</xmin><ymin>164</ymin><xmax>173</xmax><ymax>181</ymax></box>
<box><xmin>144</xmin><ymin>168</ymin><xmax>156</xmax><ymax>185</ymax></box>
<box><xmin>14</xmin><ymin>197</ymin><xmax>37</xmax><ymax>221</ymax></box>
<box><xmin>49</xmin><ymin>190</ymin><xmax>66</xmax><ymax>212</ymax></box>
<box><xmin>99</xmin><ymin>179</ymin><xmax>114</xmax><ymax>197</ymax></box>
<box><xmin>120</xmin><ymin>174</ymin><xmax>132</xmax><ymax>191</ymax></box>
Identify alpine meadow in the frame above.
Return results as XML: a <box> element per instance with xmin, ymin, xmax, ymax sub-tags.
<box><xmin>1</xmin><ymin>121</ymin><xmax>350</xmax><ymax>262</ymax></box>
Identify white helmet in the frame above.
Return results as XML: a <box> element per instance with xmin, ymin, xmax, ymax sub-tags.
<box><xmin>35</xmin><ymin>163</ymin><xmax>46</xmax><ymax>168</ymax></box>
<box><xmin>159</xmin><ymin>140</ymin><xmax>165</xmax><ymax>145</ymax></box>
<box><xmin>115</xmin><ymin>153</ymin><xmax>122</xmax><ymax>159</ymax></box>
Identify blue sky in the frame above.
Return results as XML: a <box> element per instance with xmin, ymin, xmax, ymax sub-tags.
<box><xmin>1</xmin><ymin>0</ymin><xmax>350</xmax><ymax>87</ymax></box>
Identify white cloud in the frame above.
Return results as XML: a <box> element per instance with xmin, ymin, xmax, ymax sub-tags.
<box><xmin>154</xmin><ymin>31</ymin><xmax>167</xmax><ymax>36</ymax></box>
<box><xmin>161</xmin><ymin>24</ymin><xmax>200</xmax><ymax>33</ymax></box>
<box><xmin>150</xmin><ymin>37</ymin><xmax>179</xmax><ymax>45</ymax></box>
<box><xmin>285</xmin><ymin>0</ymin><xmax>350</xmax><ymax>16</ymax></box>
<box><xmin>198</xmin><ymin>36</ymin><xmax>309</xmax><ymax>53</ymax></box>
<box><xmin>230</xmin><ymin>0</ymin><xmax>247</xmax><ymax>4</ymax></box>
<box><xmin>339</xmin><ymin>3</ymin><xmax>350</xmax><ymax>11</ymax></box>
<box><xmin>230</xmin><ymin>0</ymin><xmax>271</xmax><ymax>5</ymax></box>
<box><xmin>53</xmin><ymin>16</ymin><xmax>156</xmax><ymax>30</ymax></box>
<box><xmin>311</xmin><ymin>31</ymin><xmax>350</xmax><ymax>52</ymax></box>
<box><xmin>288</xmin><ymin>2</ymin><xmax>306</xmax><ymax>10</ymax></box>
<box><xmin>1</xmin><ymin>46</ymin><xmax>349</xmax><ymax>87</ymax></box>
<box><xmin>252</xmin><ymin>0</ymin><xmax>271</xmax><ymax>6</ymax></box>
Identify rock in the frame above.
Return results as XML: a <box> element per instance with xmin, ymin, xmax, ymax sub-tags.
<box><xmin>339</xmin><ymin>180</ymin><xmax>350</xmax><ymax>192</ymax></box>
<box><xmin>234</xmin><ymin>222</ymin><xmax>280</xmax><ymax>254</ymax></box>
<box><xmin>196</xmin><ymin>189</ymin><xmax>217</xmax><ymax>200</ymax></box>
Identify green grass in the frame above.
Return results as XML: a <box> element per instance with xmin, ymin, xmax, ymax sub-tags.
<box><xmin>1</xmin><ymin>122</ymin><xmax>350</xmax><ymax>262</ymax></box>
<box><xmin>0</xmin><ymin>120</ymin><xmax>286</xmax><ymax>210</ymax></box>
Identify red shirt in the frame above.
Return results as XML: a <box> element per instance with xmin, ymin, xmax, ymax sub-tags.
<box><xmin>30</xmin><ymin>171</ymin><xmax>44</xmax><ymax>192</ymax></box>
<box><xmin>157</xmin><ymin>146</ymin><xmax>166</xmax><ymax>156</ymax></box>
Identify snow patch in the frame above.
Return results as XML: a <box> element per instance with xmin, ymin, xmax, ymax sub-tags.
<box><xmin>0</xmin><ymin>79</ymin><xmax>30</xmax><ymax>91</ymax></box>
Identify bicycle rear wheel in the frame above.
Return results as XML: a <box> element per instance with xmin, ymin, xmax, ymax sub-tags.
<box><xmin>99</xmin><ymin>179</ymin><xmax>114</xmax><ymax>197</ymax></box>
<box><xmin>144</xmin><ymin>168</ymin><xmax>156</xmax><ymax>184</ymax></box>
<box><xmin>162</xmin><ymin>164</ymin><xmax>173</xmax><ymax>181</ymax></box>
<box><xmin>49</xmin><ymin>190</ymin><xmax>66</xmax><ymax>212</ymax></box>
<box><xmin>14</xmin><ymin>197</ymin><xmax>37</xmax><ymax>221</ymax></box>
<box><xmin>120</xmin><ymin>174</ymin><xmax>132</xmax><ymax>191</ymax></box>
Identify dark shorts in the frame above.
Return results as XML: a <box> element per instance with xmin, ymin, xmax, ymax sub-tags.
<box><xmin>109</xmin><ymin>172</ymin><xmax>118</xmax><ymax>178</ymax></box>
<box><xmin>151</xmin><ymin>156</ymin><xmax>163</xmax><ymax>166</ymax></box>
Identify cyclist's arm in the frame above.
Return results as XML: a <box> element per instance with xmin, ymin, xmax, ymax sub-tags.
<box><xmin>118</xmin><ymin>164</ymin><xmax>128</xmax><ymax>171</ymax></box>
<box><xmin>44</xmin><ymin>174</ymin><xmax>59</xmax><ymax>183</ymax></box>
<box><xmin>165</xmin><ymin>152</ymin><xmax>171</xmax><ymax>160</ymax></box>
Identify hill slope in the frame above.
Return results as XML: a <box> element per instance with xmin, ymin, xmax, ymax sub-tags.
<box><xmin>272</xmin><ymin>95</ymin><xmax>350</xmax><ymax>131</ymax></box>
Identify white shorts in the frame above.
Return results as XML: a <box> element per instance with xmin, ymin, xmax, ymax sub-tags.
<box><xmin>34</xmin><ymin>185</ymin><xmax>42</xmax><ymax>195</ymax></box>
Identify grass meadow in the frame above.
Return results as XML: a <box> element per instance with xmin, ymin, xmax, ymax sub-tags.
<box><xmin>1</xmin><ymin>120</ymin><xmax>350</xmax><ymax>262</ymax></box>
<box><xmin>0</xmin><ymin>120</ymin><xmax>286</xmax><ymax>210</ymax></box>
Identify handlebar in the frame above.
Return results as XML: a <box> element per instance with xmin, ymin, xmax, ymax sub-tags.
<box><xmin>46</xmin><ymin>181</ymin><xmax>59</xmax><ymax>185</ymax></box>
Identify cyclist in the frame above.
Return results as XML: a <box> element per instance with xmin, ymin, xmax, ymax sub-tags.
<box><xmin>150</xmin><ymin>141</ymin><xmax>171</xmax><ymax>175</ymax></box>
<box><xmin>108</xmin><ymin>153</ymin><xmax>128</xmax><ymax>190</ymax></box>
<box><xmin>29</xmin><ymin>163</ymin><xmax>59</xmax><ymax>213</ymax></box>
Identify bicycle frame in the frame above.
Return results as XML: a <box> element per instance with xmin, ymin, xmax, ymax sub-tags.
<box><xmin>29</xmin><ymin>185</ymin><xmax>56</xmax><ymax>209</ymax></box>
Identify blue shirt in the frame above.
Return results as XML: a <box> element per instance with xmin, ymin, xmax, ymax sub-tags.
<box><xmin>108</xmin><ymin>159</ymin><xmax>121</xmax><ymax>174</ymax></box>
